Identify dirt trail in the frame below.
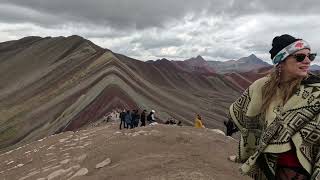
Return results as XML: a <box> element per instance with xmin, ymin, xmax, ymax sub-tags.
<box><xmin>0</xmin><ymin>123</ymin><xmax>249</xmax><ymax>180</ymax></box>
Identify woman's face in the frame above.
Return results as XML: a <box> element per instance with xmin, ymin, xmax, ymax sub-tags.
<box><xmin>281</xmin><ymin>49</ymin><xmax>312</xmax><ymax>81</ymax></box>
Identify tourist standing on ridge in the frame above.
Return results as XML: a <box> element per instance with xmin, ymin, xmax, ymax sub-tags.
<box><xmin>131</xmin><ymin>109</ymin><xmax>137</xmax><ymax>128</ymax></box>
<box><xmin>140</xmin><ymin>110</ymin><xmax>147</xmax><ymax>126</ymax></box>
<box><xmin>119</xmin><ymin>110</ymin><xmax>127</xmax><ymax>130</ymax></box>
<box><xmin>134</xmin><ymin>110</ymin><xmax>140</xmax><ymax>127</ymax></box>
<box><xmin>147</xmin><ymin>110</ymin><xmax>156</xmax><ymax>124</ymax></box>
<box><xmin>194</xmin><ymin>114</ymin><xmax>205</xmax><ymax>128</ymax></box>
<box><xmin>227</xmin><ymin>34</ymin><xmax>319</xmax><ymax>179</ymax></box>
<box><xmin>124</xmin><ymin>110</ymin><xmax>133</xmax><ymax>129</ymax></box>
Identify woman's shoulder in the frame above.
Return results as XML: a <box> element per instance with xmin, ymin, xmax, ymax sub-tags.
<box><xmin>302</xmin><ymin>73</ymin><xmax>320</xmax><ymax>86</ymax></box>
<box><xmin>249</xmin><ymin>76</ymin><xmax>270</xmax><ymax>90</ymax></box>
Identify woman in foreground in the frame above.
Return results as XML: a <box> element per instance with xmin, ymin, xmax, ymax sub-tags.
<box><xmin>228</xmin><ymin>34</ymin><xmax>319</xmax><ymax>179</ymax></box>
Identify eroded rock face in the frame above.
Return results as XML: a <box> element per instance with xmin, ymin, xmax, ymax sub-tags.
<box><xmin>0</xmin><ymin>123</ymin><xmax>248</xmax><ymax>180</ymax></box>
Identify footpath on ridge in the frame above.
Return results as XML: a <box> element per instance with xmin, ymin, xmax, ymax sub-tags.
<box><xmin>0</xmin><ymin>122</ymin><xmax>248</xmax><ymax>180</ymax></box>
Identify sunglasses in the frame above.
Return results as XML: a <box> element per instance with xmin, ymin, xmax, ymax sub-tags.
<box><xmin>292</xmin><ymin>53</ymin><xmax>317</xmax><ymax>62</ymax></box>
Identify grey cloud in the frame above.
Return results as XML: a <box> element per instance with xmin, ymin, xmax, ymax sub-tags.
<box><xmin>0</xmin><ymin>3</ymin><xmax>61</xmax><ymax>26</ymax></box>
<box><xmin>131</xmin><ymin>35</ymin><xmax>184</xmax><ymax>50</ymax></box>
<box><xmin>254</xmin><ymin>1</ymin><xmax>320</xmax><ymax>14</ymax></box>
<box><xmin>243</xmin><ymin>42</ymin><xmax>270</xmax><ymax>53</ymax></box>
<box><xmin>225</xmin><ymin>0</ymin><xmax>320</xmax><ymax>16</ymax></box>
<box><xmin>149</xmin><ymin>50</ymin><xmax>187</xmax><ymax>60</ymax></box>
<box><xmin>116</xmin><ymin>47</ymin><xmax>143</xmax><ymax>57</ymax></box>
<box><xmin>1</xmin><ymin>0</ymin><xmax>320</xmax><ymax>63</ymax></box>
<box><xmin>0</xmin><ymin>0</ymin><xmax>220</xmax><ymax>29</ymax></box>
<box><xmin>2</xmin><ymin>0</ymin><xmax>320</xmax><ymax>30</ymax></box>
<box><xmin>79</xmin><ymin>27</ymin><xmax>132</xmax><ymax>39</ymax></box>
<box><xmin>201</xmin><ymin>47</ymin><xmax>247</xmax><ymax>60</ymax></box>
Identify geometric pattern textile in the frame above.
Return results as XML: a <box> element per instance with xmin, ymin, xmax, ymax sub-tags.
<box><xmin>229</xmin><ymin>75</ymin><xmax>320</xmax><ymax>179</ymax></box>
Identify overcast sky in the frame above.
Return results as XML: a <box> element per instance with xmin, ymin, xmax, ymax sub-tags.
<box><xmin>0</xmin><ymin>0</ymin><xmax>320</xmax><ymax>63</ymax></box>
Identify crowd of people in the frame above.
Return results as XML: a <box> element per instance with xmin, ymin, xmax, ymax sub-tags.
<box><xmin>119</xmin><ymin>109</ymin><xmax>157</xmax><ymax>129</ymax></box>
<box><xmin>118</xmin><ymin>109</ymin><xmax>205</xmax><ymax>130</ymax></box>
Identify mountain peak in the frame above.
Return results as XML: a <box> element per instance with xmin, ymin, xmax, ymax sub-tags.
<box><xmin>154</xmin><ymin>58</ymin><xmax>171</xmax><ymax>65</ymax></box>
<box><xmin>195</xmin><ymin>55</ymin><xmax>205</xmax><ymax>61</ymax></box>
<box><xmin>68</xmin><ymin>35</ymin><xmax>85</xmax><ymax>40</ymax></box>
<box><xmin>160</xmin><ymin>58</ymin><xmax>169</xmax><ymax>61</ymax></box>
<box><xmin>185</xmin><ymin>55</ymin><xmax>206</xmax><ymax>62</ymax></box>
<box><xmin>248</xmin><ymin>54</ymin><xmax>257</xmax><ymax>59</ymax></box>
<box><xmin>153</xmin><ymin>58</ymin><xmax>170</xmax><ymax>63</ymax></box>
<box><xmin>237</xmin><ymin>54</ymin><xmax>268</xmax><ymax>65</ymax></box>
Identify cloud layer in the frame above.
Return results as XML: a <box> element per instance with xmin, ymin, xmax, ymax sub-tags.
<box><xmin>0</xmin><ymin>0</ymin><xmax>320</xmax><ymax>62</ymax></box>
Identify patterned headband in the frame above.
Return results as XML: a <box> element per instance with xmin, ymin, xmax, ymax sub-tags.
<box><xmin>272</xmin><ymin>40</ymin><xmax>311</xmax><ymax>65</ymax></box>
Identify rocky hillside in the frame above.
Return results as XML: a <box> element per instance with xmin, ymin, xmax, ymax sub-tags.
<box><xmin>0</xmin><ymin>123</ymin><xmax>249</xmax><ymax>180</ymax></box>
<box><xmin>0</xmin><ymin>36</ymin><xmax>241</xmax><ymax>150</ymax></box>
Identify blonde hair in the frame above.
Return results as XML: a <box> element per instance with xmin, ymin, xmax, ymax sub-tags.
<box><xmin>261</xmin><ymin>65</ymin><xmax>303</xmax><ymax>113</ymax></box>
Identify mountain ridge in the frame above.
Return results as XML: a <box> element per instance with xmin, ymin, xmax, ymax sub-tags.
<box><xmin>0</xmin><ymin>123</ymin><xmax>248</xmax><ymax>179</ymax></box>
<box><xmin>0</xmin><ymin>35</ymin><xmax>241</xmax><ymax>150</ymax></box>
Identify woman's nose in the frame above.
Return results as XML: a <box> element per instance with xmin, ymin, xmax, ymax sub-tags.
<box><xmin>303</xmin><ymin>56</ymin><xmax>312</xmax><ymax>63</ymax></box>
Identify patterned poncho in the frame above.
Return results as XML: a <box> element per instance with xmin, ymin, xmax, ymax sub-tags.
<box><xmin>229</xmin><ymin>74</ymin><xmax>320</xmax><ymax>179</ymax></box>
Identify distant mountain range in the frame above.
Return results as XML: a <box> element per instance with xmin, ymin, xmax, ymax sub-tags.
<box><xmin>155</xmin><ymin>54</ymin><xmax>320</xmax><ymax>74</ymax></box>
<box><xmin>169</xmin><ymin>54</ymin><xmax>271</xmax><ymax>74</ymax></box>
<box><xmin>310</xmin><ymin>64</ymin><xmax>320</xmax><ymax>71</ymax></box>
<box><xmin>207</xmin><ymin>54</ymin><xmax>271</xmax><ymax>73</ymax></box>
<box><xmin>166</xmin><ymin>54</ymin><xmax>320</xmax><ymax>77</ymax></box>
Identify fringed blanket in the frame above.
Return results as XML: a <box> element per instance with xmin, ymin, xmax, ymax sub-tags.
<box><xmin>229</xmin><ymin>75</ymin><xmax>320</xmax><ymax>179</ymax></box>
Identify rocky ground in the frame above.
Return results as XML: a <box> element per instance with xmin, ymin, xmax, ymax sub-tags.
<box><xmin>0</xmin><ymin>122</ymin><xmax>249</xmax><ymax>180</ymax></box>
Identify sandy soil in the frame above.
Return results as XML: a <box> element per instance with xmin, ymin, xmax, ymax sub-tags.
<box><xmin>0</xmin><ymin>123</ymin><xmax>249</xmax><ymax>180</ymax></box>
